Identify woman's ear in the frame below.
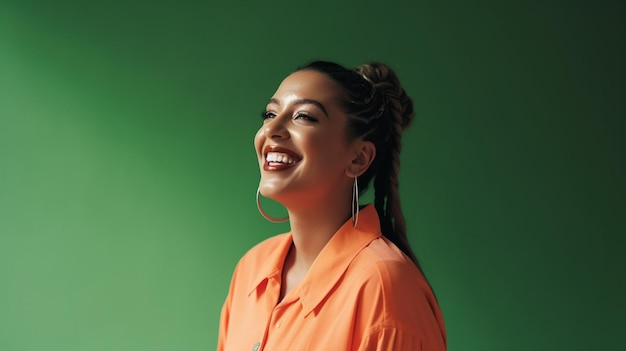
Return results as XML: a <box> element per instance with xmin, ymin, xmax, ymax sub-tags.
<box><xmin>346</xmin><ymin>140</ymin><xmax>376</xmax><ymax>177</ymax></box>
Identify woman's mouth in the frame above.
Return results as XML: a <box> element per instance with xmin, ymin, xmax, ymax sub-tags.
<box><xmin>263</xmin><ymin>146</ymin><xmax>302</xmax><ymax>171</ymax></box>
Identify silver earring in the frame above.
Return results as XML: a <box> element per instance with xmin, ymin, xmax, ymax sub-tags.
<box><xmin>352</xmin><ymin>176</ymin><xmax>359</xmax><ymax>228</ymax></box>
<box><xmin>256</xmin><ymin>187</ymin><xmax>289</xmax><ymax>223</ymax></box>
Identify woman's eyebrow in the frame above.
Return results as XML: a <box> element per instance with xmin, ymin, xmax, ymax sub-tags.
<box><xmin>268</xmin><ymin>98</ymin><xmax>330</xmax><ymax>118</ymax></box>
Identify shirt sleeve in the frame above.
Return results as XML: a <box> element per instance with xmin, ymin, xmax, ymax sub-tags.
<box><xmin>217</xmin><ymin>297</ymin><xmax>230</xmax><ymax>351</ymax></box>
<box><xmin>217</xmin><ymin>260</ymin><xmax>240</xmax><ymax>351</ymax></box>
<box><xmin>358</xmin><ymin>327</ymin><xmax>423</xmax><ymax>351</ymax></box>
<box><xmin>359</xmin><ymin>326</ymin><xmax>447</xmax><ymax>351</ymax></box>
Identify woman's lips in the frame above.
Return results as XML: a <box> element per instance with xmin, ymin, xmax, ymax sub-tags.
<box><xmin>263</xmin><ymin>145</ymin><xmax>302</xmax><ymax>171</ymax></box>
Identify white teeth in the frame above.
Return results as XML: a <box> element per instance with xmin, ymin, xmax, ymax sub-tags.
<box><xmin>266</xmin><ymin>152</ymin><xmax>297</xmax><ymax>164</ymax></box>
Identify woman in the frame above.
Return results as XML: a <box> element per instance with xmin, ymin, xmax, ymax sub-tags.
<box><xmin>218</xmin><ymin>61</ymin><xmax>446</xmax><ymax>350</ymax></box>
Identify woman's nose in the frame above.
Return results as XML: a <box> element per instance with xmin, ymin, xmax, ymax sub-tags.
<box><xmin>263</xmin><ymin>115</ymin><xmax>289</xmax><ymax>139</ymax></box>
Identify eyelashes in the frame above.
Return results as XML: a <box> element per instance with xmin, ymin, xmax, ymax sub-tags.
<box><xmin>296</xmin><ymin>114</ymin><xmax>318</xmax><ymax>122</ymax></box>
<box><xmin>260</xmin><ymin>111</ymin><xmax>318</xmax><ymax>123</ymax></box>
<box><xmin>261</xmin><ymin>111</ymin><xmax>275</xmax><ymax>120</ymax></box>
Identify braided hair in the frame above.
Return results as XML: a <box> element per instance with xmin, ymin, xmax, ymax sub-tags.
<box><xmin>298</xmin><ymin>61</ymin><xmax>423</xmax><ymax>273</ymax></box>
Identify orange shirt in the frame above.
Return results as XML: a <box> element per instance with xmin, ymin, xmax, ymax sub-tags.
<box><xmin>218</xmin><ymin>205</ymin><xmax>446</xmax><ymax>351</ymax></box>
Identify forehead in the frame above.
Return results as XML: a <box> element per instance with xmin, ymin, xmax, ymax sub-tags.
<box><xmin>272</xmin><ymin>70</ymin><xmax>344</xmax><ymax>103</ymax></box>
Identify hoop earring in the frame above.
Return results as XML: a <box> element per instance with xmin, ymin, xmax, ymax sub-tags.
<box><xmin>352</xmin><ymin>176</ymin><xmax>359</xmax><ymax>228</ymax></box>
<box><xmin>256</xmin><ymin>187</ymin><xmax>289</xmax><ymax>223</ymax></box>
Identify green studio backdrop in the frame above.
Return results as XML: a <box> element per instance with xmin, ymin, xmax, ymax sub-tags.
<box><xmin>0</xmin><ymin>0</ymin><xmax>624</xmax><ymax>350</ymax></box>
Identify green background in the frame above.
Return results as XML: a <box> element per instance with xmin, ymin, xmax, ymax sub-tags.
<box><xmin>1</xmin><ymin>0</ymin><xmax>624</xmax><ymax>350</ymax></box>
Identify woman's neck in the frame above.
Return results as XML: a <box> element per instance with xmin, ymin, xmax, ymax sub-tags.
<box><xmin>285</xmin><ymin>194</ymin><xmax>352</xmax><ymax>271</ymax></box>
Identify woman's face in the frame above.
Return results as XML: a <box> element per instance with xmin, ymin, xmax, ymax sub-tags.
<box><xmin>255</xmin><ymin>70</ymin><xmax>356</xmax><ymax>206</ymax></box>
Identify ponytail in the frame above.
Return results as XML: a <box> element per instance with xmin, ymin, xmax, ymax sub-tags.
<box><xmin>356</xmin><ymin>63</ymin><xmax>421</xmax><ymax>270</ymax></box>
<box><xmin>297</xmin><ymin>61</ymin><xmax>424</xmax><ymax>274</ymax></box>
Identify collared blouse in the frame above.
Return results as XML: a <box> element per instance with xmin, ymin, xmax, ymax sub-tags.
<box><xmin>218</xmin><ymin>204</ymin><xmax>446</xmax><ymax>351</ymax></box>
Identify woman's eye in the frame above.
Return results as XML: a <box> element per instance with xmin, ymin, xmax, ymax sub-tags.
<box><xmin>261</xmin><ymin>111</ymin><xmax>276</xmax><ymax>120</ymax></box>
<box><xmin>295</xmin><ymin>113</ymin><xmax>318</xmax><ymax>122</ymax></box>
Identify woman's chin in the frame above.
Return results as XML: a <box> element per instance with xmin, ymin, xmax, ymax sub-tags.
<box><xmin>258</xmin><ymin>182</ymin><xmax>285</xmax><ymax>199</ymax></box>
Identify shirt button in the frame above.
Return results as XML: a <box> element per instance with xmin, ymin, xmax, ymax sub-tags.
<box><xmin>276</xmin><ymin>322</ymin><xmax>282</xmax><ymax>328</ymax></box>
<box><xmin>252</xmin><ymin>341</ymin><xmax>260</xmax><ymax>351</ymax></box>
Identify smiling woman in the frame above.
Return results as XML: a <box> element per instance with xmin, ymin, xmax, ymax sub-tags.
<box><xmin>218</xmin><ymin>61</ymin><xmax>447</xmax><ymax>351</ymax></box>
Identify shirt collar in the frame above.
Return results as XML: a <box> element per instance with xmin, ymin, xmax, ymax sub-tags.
<box><xmin>247</xmin><ymin>233</ymin><xmax>293</xmax><ymax>296</ymax></box>
<box><xmin>246</xmin><ymin>204</ymin><xmax>382</xmax><ymax>315</ymax></box>
<box><xmin>298</xmin><ymin>204</ymin><xmax>381</xmax><ymax>316</ymax></box>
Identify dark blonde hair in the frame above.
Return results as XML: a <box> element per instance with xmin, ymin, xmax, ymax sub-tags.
<box><xmin>298</xmin><ymin>61</ymin><xmax>422</xmax><ymax>273</ymax></box>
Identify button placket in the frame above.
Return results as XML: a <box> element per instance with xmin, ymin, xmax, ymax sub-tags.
<box><xmin>266</xmin><ymin>302</ymin><xmax>286</xmax><ymax>343</ymax></box>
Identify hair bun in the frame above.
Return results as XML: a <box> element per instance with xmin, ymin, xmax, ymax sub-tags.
<box><xmin>356</xmin><ymin>62</ymin><xmax>414</xmax><ymax>132</ymax></box>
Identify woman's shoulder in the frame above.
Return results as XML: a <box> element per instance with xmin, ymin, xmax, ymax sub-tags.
<box><xmin>247</xmin><ymin>233</ymin><xmax>290</xmax><ymax>254</ymax></box>
<box><xmin>236</xmin><ymin>233</ymin><xmax>291</xmax><ymax>269</ymax></box>
<box><xmin>355</xmin><ymin>236</ymin><xmax>419</xmax><ymax>271</ymax></box>
<box><xmin>346</xmin><ymin>237</ymin><xmax>445</xmax><ymax>344</ymax></box>
<box><xmin>348</xmin><ymin>236</ymin><xmax>432</xmax><ymax>296</ymax></box>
